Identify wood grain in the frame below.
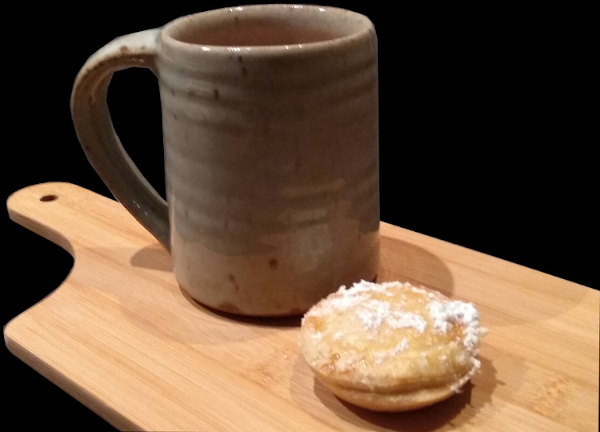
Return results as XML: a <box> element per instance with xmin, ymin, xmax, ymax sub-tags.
<box><xmin>5</xmin><ymin>182</ymin><xmax>598</xmax><ymax>431</ymax></box>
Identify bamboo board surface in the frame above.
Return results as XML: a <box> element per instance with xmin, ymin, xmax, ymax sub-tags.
<box><xmin>4</xmin><ymin>182</ymin><xmax>599</xmax><ymax>431</ymax></box>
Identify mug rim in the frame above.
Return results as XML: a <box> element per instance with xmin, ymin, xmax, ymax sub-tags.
<box><xmin>160</xmin><ymin>4</ymin><xmax>375</xmax><ymax>54</ymax></box>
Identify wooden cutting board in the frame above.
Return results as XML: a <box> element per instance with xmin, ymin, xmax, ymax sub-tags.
<box><xmin>5</xmin><ymin>182</ymin><xmax>599</xmax><ymax>431</ymax></box>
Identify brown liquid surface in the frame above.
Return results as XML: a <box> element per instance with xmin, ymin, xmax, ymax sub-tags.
<box><xmin>181</xmin><ymin>21</ymin><xmax>338</xmax><ymax>47</ymax></box>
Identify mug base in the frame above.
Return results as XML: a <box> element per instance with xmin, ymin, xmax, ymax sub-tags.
<box><xmin>180</xmin><ymin>283</ymin><xmax>308</xmax><ymax>318</ymax></box>
<box><xmin>178</xmin><ymin>274</ymin><xmax>379</xmax><ymax>318</ymax></box>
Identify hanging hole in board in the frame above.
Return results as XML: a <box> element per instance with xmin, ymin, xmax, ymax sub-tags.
<box><xmin>40</xmin><ymin>194</ymin><xmax>58</xmax><ymax>202</ymax></box>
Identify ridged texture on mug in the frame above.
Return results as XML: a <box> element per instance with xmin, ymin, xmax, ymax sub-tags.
<box><xmin>156</xmin><ymin>6</ymin><xmax>379</xmax><ymax>315</ymax></box>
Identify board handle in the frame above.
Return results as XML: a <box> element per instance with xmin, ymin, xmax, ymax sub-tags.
<box><xmin>70</xmin><ymin>29</ymin><xmax>169</xmax><ymax>250</ymax></box>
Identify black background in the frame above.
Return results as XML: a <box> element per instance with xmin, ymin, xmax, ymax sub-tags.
<box><xmin>2</xmin><ymin>2</ymin><xmax>596</xmax><ymax>430</ymax></box>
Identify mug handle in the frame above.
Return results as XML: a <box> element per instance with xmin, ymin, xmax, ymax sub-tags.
<box><xmin>70</xmin><ymin>29</ymin><xmax>170</xmax><ymax>250</ymax></box>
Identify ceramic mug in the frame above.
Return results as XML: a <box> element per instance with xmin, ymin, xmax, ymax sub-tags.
<box><xmin>71</xmin><ymin>4</ymin><xmax>380</xmax><ymax>316</ymax></box>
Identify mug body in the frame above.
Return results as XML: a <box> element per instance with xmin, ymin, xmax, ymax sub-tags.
<box><xmin>156</xmin><ymin>5</ymin><xmax>380</xmax><ymax>315</ymax></box>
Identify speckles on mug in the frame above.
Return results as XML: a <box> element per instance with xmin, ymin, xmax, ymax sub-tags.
<box><xmin>228</xmin><ymin>273</ymin><xmax>240</xmax><ymax>292</ymax></box>
<box><xmin>217</xmin><ymin>302</ymin><xmax>243</xmax><ymax>314</ymax></box>
<box><xmin>237</xmin><ymin>55</ymin><xmax>248</xmax><ymax>76</ymax></box>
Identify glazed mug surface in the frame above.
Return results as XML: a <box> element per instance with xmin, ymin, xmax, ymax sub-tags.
<box><xmin>71</xmin><ymin>4</ymin><xmax>380</xmax><ymax>316</ymax></box>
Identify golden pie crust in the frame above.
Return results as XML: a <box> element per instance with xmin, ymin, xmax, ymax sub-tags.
<box><xmin>299</xmin><ymin>280</ymin><xmax>483</xmax><ymax>411</ymax></box>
